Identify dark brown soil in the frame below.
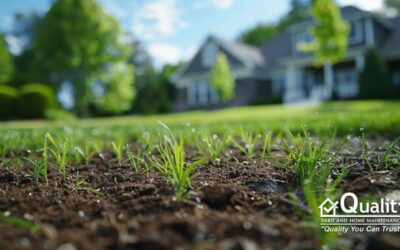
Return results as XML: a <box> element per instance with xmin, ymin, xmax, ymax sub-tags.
<box><xmin>1</xmin><ymin>144</ymin><xmax>399</xmax><ymax>250</ymax></box>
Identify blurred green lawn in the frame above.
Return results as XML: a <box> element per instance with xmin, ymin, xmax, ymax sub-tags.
<box><xmin>1</xmin><ymin>100</ymin><xmax>399</xmax><ymax>136</ymax></box>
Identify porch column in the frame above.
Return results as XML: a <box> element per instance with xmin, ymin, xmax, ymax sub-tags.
<box><xmin>356</xmin><ymin>55</ymin><xmax>365</xmax><ymax>73</ymax></box>
<box><xmin>285</xmin><ymin>66</ymin><xmax>297</xmax><ymax>103</ymax></box>
<box><xmin>323</xmin><ymin>61</ymin><xmax>334</xmax><ymax>100</ymax></box>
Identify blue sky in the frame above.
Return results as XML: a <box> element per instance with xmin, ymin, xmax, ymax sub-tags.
<box><xmin>0</xmin><ymin>0</ymin><xmax>384</xmax><ymax>66</ymax></box>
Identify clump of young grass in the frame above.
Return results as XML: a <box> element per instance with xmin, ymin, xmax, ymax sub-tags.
<box><xmin>283</xmin><ymin>128</ymin><xmax>347</xmax><ymax>249</ymax></box>
<box><xmin>232</xmin><ymin>126</ymin><xmax>259</xmax><ymax>158</ymax></box>
<box><xmin>126</xmin><ymin>144</ymin><xmax>146</xmax><ymax>173</ymax></box>
<box><xmin>361</xmin><ymin>133</ymin><xmax>373</xmax><ymax>172</ymax></box>
<box><xmin>111</xmin><ymin>139</ymin><xmax>125</xmax><ymax>164</ymax></box>
<box><xmin>74</xmin><ymin>139</ymin><xmax>104</xmax><ymax>164</ymax></box>
<box><xmin>378</xmin><ymin>137</ymin><xmax>400</xmax><ymax>169</ymax></box>
<box><xmin>194</xmin><ymin>132</ymin><xmax>227</xmax><ymax>163</ymax></box>
<box><xmin>261</xmin><ymin>131</ymin><xmax>273</xmax><ymax>160</ymax></box>
<box><xmin>24</xmin><ymin>157</ymin><xmax>45</xmax><ymax>183</ymax></box>
<box><xmin>45</xmin><ymin>133</ymin><xmax>70</xmax><ymax>176</ymax></box>
<box><xmin>149</xmin><ymin>122</ymin><xmax>198</xmax><ymax>202</ymax></box>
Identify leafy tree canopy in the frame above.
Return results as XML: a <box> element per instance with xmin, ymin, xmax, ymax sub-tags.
<box><xmin>238</xmin><ymin>0</ymin><xmax>312</xmax><ymax>46</ymax></box>
<box><xmin>0</xmin><ymin>34</ymin><xmax>14</xmax><ymax>84</ymax></box>
<box><xmin>385</xmin><ymin>0</ymin><xmax>400</xmax><ymax>14</ymax></box>
<box><xmin>299</xmin><ymin>0</ymin><xmax>349</xmax><ymax>65</ymax></box>
<box><xmin>33</xmin><ymin>0</ymin><xmax>134</xmax><ymax>116</ymax></box>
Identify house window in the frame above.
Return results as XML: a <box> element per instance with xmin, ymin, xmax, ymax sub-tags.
<box><xmin>187</xmin><ymin>80</ymin><xmax>219</xmax><ymax>106</ymax></box>
<box><xmin>334</xmin><ymin>68</ymin><xmax>358</xmax><ymax>98</ymax></box>
<box><xmin>349</xmin><ymin>20</ymin><xmax>363</xmax><ymax>45</ymax></box>
<box><xmin>393</xmin><ymin>71</ymin><xmax>400</xmax><ymax>86</ymax></box>
<box><xmin>202</xmin><ymin>43</ymin><xmax>218</xmax><ymax>67</ymax></box>
<box><xmin>272</xmin><ymin>75</ymin><xmax>285</xmax><ymax>95</ymax></box>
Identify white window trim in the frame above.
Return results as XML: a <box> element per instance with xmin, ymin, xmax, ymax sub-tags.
<box><xmin>349</xmin><ymin>20</ymin><xmax>364</xmax><ymax>45</ymax></box>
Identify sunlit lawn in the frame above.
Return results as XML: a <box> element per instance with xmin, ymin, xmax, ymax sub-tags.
<box><xmin>1</xmin><ymin>100</ymin><xmax>399</xmax><ymax>137</ymax></box>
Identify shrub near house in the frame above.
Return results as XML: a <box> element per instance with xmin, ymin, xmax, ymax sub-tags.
<box><xmin>18</xmin><ymin>84</ymin><xmax>56</xmax><ymax>119</ymax></box>
<box><xmin>0</xmin><ymin>85</ymin><xmax>18</xmax><ymax>119</ymax></box>
<box><xmin>359</xmin><ymin>49</ymin><xmax>396</xmax><ymax>99</ymax></box>
<box><xmin>0</xmin><ymin>83</ymin><xmax>56</xmax><ymax>120</ymax></box>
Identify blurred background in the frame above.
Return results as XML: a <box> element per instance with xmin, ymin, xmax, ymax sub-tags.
<box><xmin>0</xmin><ymin>0</ymin><xmax>399</xmax><ymax>121</ymax></box>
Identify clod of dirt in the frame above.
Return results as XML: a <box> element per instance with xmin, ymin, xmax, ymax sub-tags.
<box><xmin>200</xmin><ymin>185</ymin><xmax>237</xmax><ymax>209</ymax></box>
<box><xmin>367</xmin><ymin>234</ymin><xmax>400</xmax><ymax>250</ymax></box>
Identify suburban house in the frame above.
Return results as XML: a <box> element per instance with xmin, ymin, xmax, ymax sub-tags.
<box><xmin>171</xmin><ymin>6</ymin><xmax>400</xmax><ymax>111</ymax></box>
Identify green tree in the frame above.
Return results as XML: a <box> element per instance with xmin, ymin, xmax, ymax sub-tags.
<box><xmin>96</xmin><ymin>63</ymin><xmax>135</xmax><ymax>114</ymax></box>
<box><xmin>238</xmin><ymin>24</ymin><xmax>278</xmax><ymax>47</ymax></box>
<box><xmin>359</xmin><ymin>49</ymin><xmax>395</xmax><ymax>99</ymax></box>
<box><xmin>209</xmin><ymin>53</ymin><xmax>235</xmax><ymax>102</ymax></box>
<box><xmin>278</xmin><ymin>0</ymin><xmax>312</xmax><ymax>30</ymax></box>
<box><xmin>300</xmin><ymin>0</ymin><xmax>349</xmax><ymax>65</ymax></box>
<box><xmin>33</xmin><ymin>0</ymin><xmax>133</xmax><ymax>116</ymax></box>
<box><xmin>386</xmin><ymin>0</ymin><xmax>400</xmax><ymax>13</ymax></box>
<box><xmin>133</xmin><ymin>67</ymin><xmax>170</xmax><ymax>114</ymax></box>
<box><xmin>9</xmin><ymin>12</ymin><xmax>49</xmax><ymax>88</ymax></box>
<box><xmin>0</xmin><ymin>34</ymin><xmax>14</xmax><ymax>84</ymax></box>
<box><xmin>238</xmin><ymin>0</ymin><xmax>312</xmax><ymax>46</ymax></box>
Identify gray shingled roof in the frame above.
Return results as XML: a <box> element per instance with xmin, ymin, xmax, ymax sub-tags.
<box><xmin>259</xmin><ymin>31</ymin><xmax>292</xmax><ymax>69</ymax></box>
<box><xmin>210</xmin><ymin>35</ymin><xmax>265</xmax><ymax>69</ymax></box>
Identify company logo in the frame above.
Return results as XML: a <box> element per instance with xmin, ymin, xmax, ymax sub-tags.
<box><xmin>319</xmin><ymin>192</ymin><xmax>400</xmax><ymax>233</ymax></box>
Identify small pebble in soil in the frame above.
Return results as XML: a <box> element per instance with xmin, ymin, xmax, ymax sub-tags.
<box><xmin>19</xmin><ymin>237</ymin><xmax>30</xmax><ymax>247</ymax></box>
<box><xmin>243</xmin><ymin>221</ymin><xmax>252</xmax><ymax>230</ymax></box>
<box><xmin>24</xmin><ymin>213</ymin><xmax>34</xmax><ymax>220</ymax></box>
<box><xmin>78</xmin><ymin>211</ymin><xmax>85</xmax><ymax>218</ymax></box>
<box><xmin>57</xmin><ymin>243</ymin><xmax>77</xmax><ymax>250</ymax></box>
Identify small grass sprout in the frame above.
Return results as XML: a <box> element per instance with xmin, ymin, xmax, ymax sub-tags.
<box><xmin>195</xmin><ymin>133</ymin><xmax>226</xmax><ymax>163</ymax></box>
<box><xmin>72</xmin><ymin>172</ymin><xmax>104</xmax><ymax>197</ymax></box>
<box><xmin>232</xmin><ymin>126</ymin><xmax>259</xmax><ymax>157</ymax></box>
<box><xmin>74</xmin><ymin>139</ymin><xmax>103</xmax><ymax>164</ymax></box>
<box><xmin>111</xmin><ymin>139</ymin><xmax>125</xmax><ymax>164</ymax></box>
<box><xmin>24</xmin><ymin>157</ymin><xmax>45</xmax><ymax>182</ymax></box>
<box><xmin>378</xmin><ymin>137</ymin><xmax>400</xmax><ymax>169</ymax></box>
<box><xmin>361</xmin><ymin>133</ymin><xmax>373</xmax><ymax>172</ymax></box>
<box><xmin>150</xmin><ymin>122</ymin><xmax>198</xmax><ymax>202</ymax></box>
<box><xmin>126</xmin><ymin>145</ymin><xmax>145</xmax><ymax>173</ymax></box>
<box><xmin>261</xmin><ymin>131</ymin><xmax>273</xmax><ymax>160</ymax></box>
<box><xmin>45</xmin><ymin>133</ymin><xmax>70</xmax><ymax>175</ymax></box>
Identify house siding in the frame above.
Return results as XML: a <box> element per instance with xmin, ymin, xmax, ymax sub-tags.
<box><xmin>172</xmin><ymin>78</ymin><xmax>270</xmax><ymax>112</ymax></box>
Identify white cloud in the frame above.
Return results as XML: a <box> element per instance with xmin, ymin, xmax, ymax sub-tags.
<box><xmin>212</xmin><ymin>0</ymin><xmax>234</xmax><ymax>9</ymax></box>
<box><xmin>193</xmin><ymin>0</ymin><xmax>235</xmax><ymax>10</ymax></box>
<box><xmin>132</xmin><ymin>0</ymin><xmax>187</xmax><ymax>40</ymax></box>
<box><xmin>147</xmin><ymin>43</ymin><xmax>196</xmax><ymax>67</ymax></box>
<box><xmin>337</xmin><ymin>0</ymin><xmax>384</xmax><ymax>11</ymax></box>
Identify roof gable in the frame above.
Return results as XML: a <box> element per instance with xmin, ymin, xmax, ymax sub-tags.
<box><xmin>174</xmin><ymin>35</ymin><xmax>265</xmax><ymax>80</ymax></box>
